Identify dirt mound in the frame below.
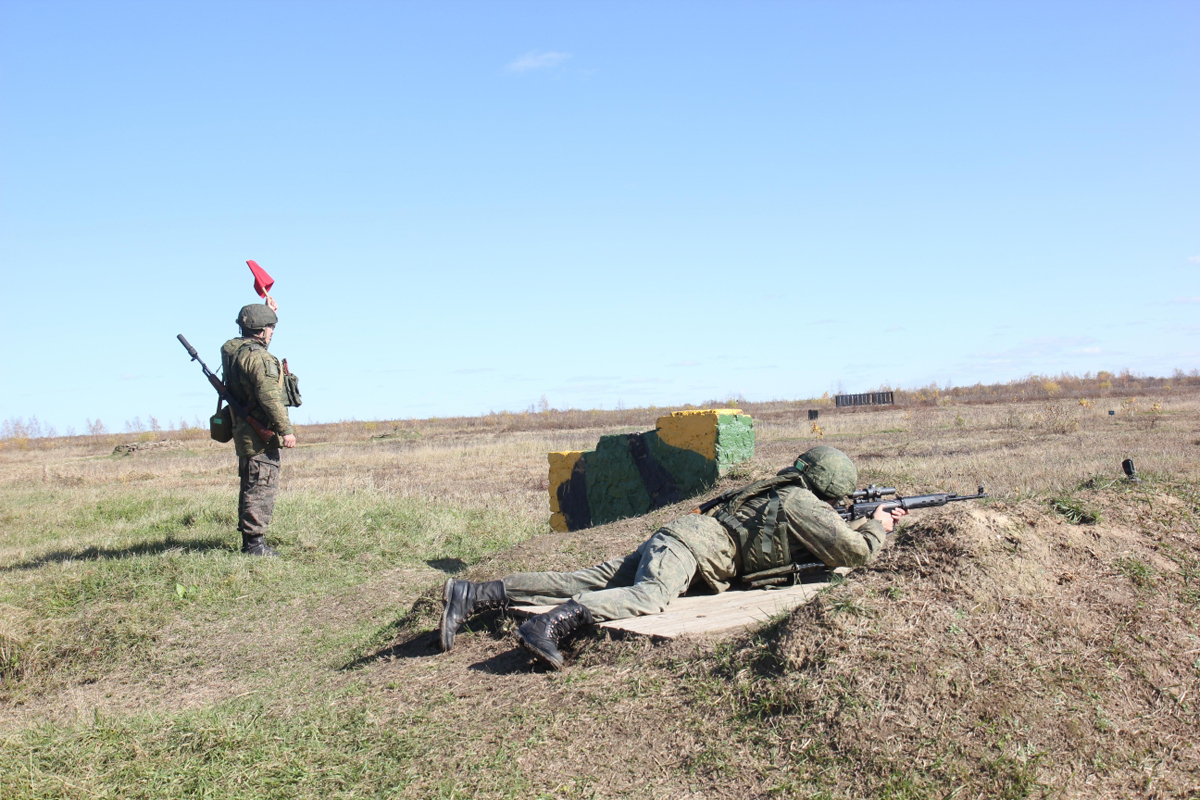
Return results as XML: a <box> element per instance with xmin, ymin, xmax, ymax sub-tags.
<box><xmin>373</xmin><ymin>485</ymin><xmax>1197</xmax><ymax>798</ymax></box>
<box><xmin>735</xmin><ymin>490</ymin><xmax>1199</xmax><ymax>797</ymax></box>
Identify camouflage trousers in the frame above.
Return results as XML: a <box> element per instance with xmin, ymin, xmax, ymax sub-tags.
<box><xmin>503</xmin><ymin>530</ymin><xmax>702</xmax><ymax>622</ymax></box>
<box><xmin>238</xmin><ymin>449</ymin><xmax>281</xmax><ymax>535</ymax></box>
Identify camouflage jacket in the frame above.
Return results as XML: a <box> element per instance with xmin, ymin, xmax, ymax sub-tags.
<box><xmin>684</xmin><ymin>478</ymin><xmax>887</xmax><ymax>586</ymax></box>
<box><xmin>728</xmin><ymin>484</ymin><xmax>887</xmax><ymax>571</ymax></box>
<box><xmin>220</xmin><ymin>337</ymin><xmax>293</xmax><ymax>456</ymax></box>
<box><xmin>663</xmin><ymin>482</ymin><xmax>888</xmax><ymax>594</ymax></box>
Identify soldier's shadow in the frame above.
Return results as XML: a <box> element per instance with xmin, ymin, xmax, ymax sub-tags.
<box><xmin>1</xmin><ymin>536</ymin><xmax>230</xmax><ymax>571</ymax></box>
<box><xmin>469</xmin><ymin>646</ymin><xmax>542</xmax><ymax>674</ymax></box>
<box><xmin>340</xmin><ymin>608</ymin><xmax>578</xmax><ymax>675</ymax></box>
<box><xmin>467</xmin><ymin>626</ymin><xmax>609</xmax><ymax>675</ymax></box>
<box><xmin>340</xmin><ymin>610</ymin><xmax>515</xmax><ymax>671</ymax></box>
<box><xmin>340</xmin><ymin>631</ymin><xmax>442</xmax><ymax>669</ymax></box>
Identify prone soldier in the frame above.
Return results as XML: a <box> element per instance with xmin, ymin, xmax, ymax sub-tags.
<box><xmin>440</xmin><ymin>445</ymin><xmax>908</xmax><ymax>669</ymax></box>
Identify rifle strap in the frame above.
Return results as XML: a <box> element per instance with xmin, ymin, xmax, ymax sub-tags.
<box><xmin>707</xmin><ymin>468</ymin><xmax>806</xmax><ymax>520</ymax></box>
<box><xmin>742</xmin><ymin>561</ymin><xmax>828</xmax><ymax>589</ymax></box>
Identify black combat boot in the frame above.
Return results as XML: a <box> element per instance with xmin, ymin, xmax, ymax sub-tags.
<box><xmin>516</xmin><ymin>599</ymin><xmax>594</xmax><ymax>670</ymax></box>
<box><xmin>241</xmin><ymin>533</ymin><xmax>277</xmax><ymax>557</ymax></box>
<box><xmin>440</xmin><ymin>579</ymin><xmax>508</xmax><ymax>652</ymax></box>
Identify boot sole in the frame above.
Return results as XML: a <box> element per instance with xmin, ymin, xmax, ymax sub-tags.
<box><xmin>517</xmin><ymin>633</ymin><xmax>564</xmax><ymax>671</ymax></box>
<box><xmin>439</xmin><ymin>578</ymin><xmax>456</xmax><ymax>652</ymax></box>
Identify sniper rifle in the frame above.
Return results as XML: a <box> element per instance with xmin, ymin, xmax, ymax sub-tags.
<box><xmin>695</xmin><ymin>480</ymin><xmax>988</xmax><ymax>521</ymax></box>
<box><xmin>176</xmin><ymin>334</ymin><xmax>275</xmax><ymax>444</ymax></box>
<box><xmin>838</xmin><ymin>485</ymin><xmax>988</xmax><ymax>522</ymax></box>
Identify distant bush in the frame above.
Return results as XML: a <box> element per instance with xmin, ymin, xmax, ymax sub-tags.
<box><xmin>889</xmin><ymin>369</ymin><xmax>1198</xmax><ymax>408</ymax></box>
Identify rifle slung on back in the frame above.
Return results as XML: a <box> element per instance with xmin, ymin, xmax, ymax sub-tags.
<box><xmin>177</xmin><ymin>334</ymin><xmax>276</xmax><ymax>444</ymax></box>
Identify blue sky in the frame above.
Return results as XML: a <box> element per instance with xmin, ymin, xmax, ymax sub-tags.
<box><xmin>2</xmin><ymin>0</ymin><xmax>1197</xmax><ymax>435</ymax></box>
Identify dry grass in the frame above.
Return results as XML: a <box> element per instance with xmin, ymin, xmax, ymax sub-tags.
<box><xmin>722</xmin><ymin>491</ymin><xmax>1200</xmax><ymax>796</ymax></box>
<box><xmin>1</xmin><ymin>382</ymin><xmax>1198</xmax><ymax>798</ymax></box>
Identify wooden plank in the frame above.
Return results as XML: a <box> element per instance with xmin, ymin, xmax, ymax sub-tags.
<box><xmin>510</xmin><ymin>575</ymin><xmax>843</xmax><ymax>639</ymax></box>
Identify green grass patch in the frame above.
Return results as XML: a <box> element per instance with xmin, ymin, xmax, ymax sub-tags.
<box><xmin>1</xmin><ymin>691</ymin><xmax>541</xmax><ymax>800</ymax></box>
<box><xmin>1049</xmin><ymin>496</ymin><xmax>1101</xmax><ymax>525</ymax></box>
<box><xmin>0</xmin><ymin>482</ymin><xmax>541</xmax><ymax>700</ymax></box>
<box><xmin>277</xmin><ymin>489</ymin><xmax>539</xmax><ymax>565</ymax></box>
<box><xmin>1112</xmin><ymin>556</ymin><xmax>1156</xmax><ymax>589</ymax></box>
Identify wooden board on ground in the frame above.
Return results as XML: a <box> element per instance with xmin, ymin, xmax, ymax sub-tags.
<box><xmin>510</xmin><ymin>572</ymin><xmax>845</xmax><ymax>639</ymax></box>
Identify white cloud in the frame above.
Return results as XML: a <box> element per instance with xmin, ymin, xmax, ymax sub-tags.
<box><xmin>506</xmin><ymin>51</ymin><xmax>572</xmax><ymax>73</ymax></box>
<box><xmin>967</xmin><ymin>335</ymin><xmax>1103</xmax><ymax>367</ymax></box>
<box><xmin>1188</xmin><ymin>256</ymin><xmax>1200</xmax><ymax>265</ymax></box>
<box><xmin>1172</xmin><ymin>297</ymin><xmax>1200</xmax><ymax>304</ymax></box>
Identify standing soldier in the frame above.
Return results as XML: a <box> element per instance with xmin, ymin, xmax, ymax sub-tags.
<box><xmin>221</xmin><ymin>302</ymin><xmax>297</xmax><ymax>556</ymax></box>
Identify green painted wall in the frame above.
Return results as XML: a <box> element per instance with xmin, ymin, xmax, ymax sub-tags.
<box><xmin>583</xmin><ymin>435</ymin><xmax>651</xmax><ymax>527</ymax></box>
<box><xmin>555</xmin><ymin>413</ymin><xmax>755</xmax><ymax>531</ymax></box>
<box><xmin>715</xmin><ymin>414</ymin><xmax>755</xmax><ymax>474</ymax></box>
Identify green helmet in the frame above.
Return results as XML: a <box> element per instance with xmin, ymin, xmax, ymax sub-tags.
<box><xmin>795</xmin><ymin>446</ymin><xmax>857</xmax><ymax>501</ymax></box>
<box><xmin>236</xmin><ymin>304</ymin><xmax>278</xmax><ymax>331</ymax></box>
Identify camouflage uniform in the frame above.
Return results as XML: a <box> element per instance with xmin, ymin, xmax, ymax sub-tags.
<box><xmin>221</xmin><ymin>335</ymin><xmax>294</xmax><ymax>540</ymax></box>
<box><xmin>439</xmin><ymin>447</ymin><xmax>888</xmax><ymax>667</ymax></box>
<box><xmin>503</xmin><ymin>480</ymin><xmax>887</xmax><ymax>622</ymax></box>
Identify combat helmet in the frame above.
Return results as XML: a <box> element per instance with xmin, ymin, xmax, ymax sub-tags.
<box><xmin>236</xmin><ymin>304</ymin><xmax>278</xmax><ymax>331</ymax></box>
<box><xmin>795</xmin><ymin>446</ymin><xmax>857</xmax><ymax>502</ymax></box>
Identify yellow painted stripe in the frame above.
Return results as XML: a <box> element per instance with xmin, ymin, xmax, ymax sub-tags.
<box><xmin>547</xmin><ymin>450</ymin><xmax>586</xmax><ymax>516</ymax></box>
<box><xmin>655</xmin><ymin>409</ymin><xmax>741</xmax><ymax>461</ymax></box>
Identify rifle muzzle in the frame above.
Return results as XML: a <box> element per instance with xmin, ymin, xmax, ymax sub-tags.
<box><xmin>177</xmin><ymin>334</ymin><xmax>199</xmax><ymax>360</ymax></box>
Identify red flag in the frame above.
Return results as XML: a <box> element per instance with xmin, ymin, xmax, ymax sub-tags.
<box><xmin>246</xmin><ymin>260</ymin><xmax>274</xmax><ymax>297</ymax></box>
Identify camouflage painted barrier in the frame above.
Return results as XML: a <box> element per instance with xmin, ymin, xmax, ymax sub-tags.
<box><xmin>548</xmin><ymin>409</ymin><xmax>755</xmax><ymax>532</ymax></box>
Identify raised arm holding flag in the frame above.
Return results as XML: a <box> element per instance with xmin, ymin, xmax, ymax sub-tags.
<box><xmin>247</xmin><ymin>259</ymin><xmax>278</xmax><ymax>312</ymax></box>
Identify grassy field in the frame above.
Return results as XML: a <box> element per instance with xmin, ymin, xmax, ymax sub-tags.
<box><xmin>1</xmin><ymin>388</ymin><xmax>1198</xmax><ymax>798</ymax></box>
